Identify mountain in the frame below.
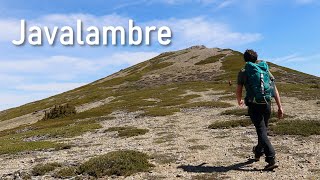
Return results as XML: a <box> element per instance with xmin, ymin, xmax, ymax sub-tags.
<box><xmin>0</xmin><ymin>45</ymin><xmax>318</xmax><ymax>123</ymax></box>
<box><xmin>0</xmin><ymin>46</ymin><xmax>319</xmax><ymax>179</ymax></box>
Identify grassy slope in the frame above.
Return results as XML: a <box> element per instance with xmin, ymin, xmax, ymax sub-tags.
<box><xmin>1</xmin><ymin>48</ymin><xmax>319</xmax><ymax>122</ymax></box>
<box><xmin>0</xmin><ymin>48</ymin><xmax>319</xmax><ymax>122</ymax></box>
<box><xmin>0</xmin><ymin>47</ymin><xmax>318</xmax><ymax>156</ymax></box>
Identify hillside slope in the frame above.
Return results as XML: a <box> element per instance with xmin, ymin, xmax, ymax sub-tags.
<box><xmin>0</xmin><ymin>45</ymin><xmax>318</xmax><ymax>123</ymax></box>
<box><xmin>0</xmin><ymin>46</ymin><xmax>319</xmax><ymax>179</ymax></box>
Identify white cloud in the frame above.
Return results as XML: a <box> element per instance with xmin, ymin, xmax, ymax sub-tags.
<box><xmin>216</xmin><ymin>0</ymin><xmax>235</xmax><ymax>9</ymax></box>
<box><xmin>0</xmin><ymin>51</ymin><xmax>158</xmax><ymax>77</ymax></box>
<box><xmin>0</xmin><ymin>18</ymin><xmax>22</xmax><ymax>43</ymax></box>
<box><xmin>0</xmin><ymin>13</ymin><xmax>262</xmax><ymax>48</ymax></box>
<box><xmin>268</xmin><ymin>53</ymin><xmax>320</xmax><ymax>63</ymax></box>
<box><xmin>152</xmin><ymin>17</ymin><xmax>262</xmax><ymax>48</ymax></box>
<box><xmin>267</xmin><ymin>53</ymin><xmax>320</xmax><ymax>77</ymax></box>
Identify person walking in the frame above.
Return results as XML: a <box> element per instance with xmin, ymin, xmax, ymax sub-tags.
<box><xmin>236</xmin><ymin>49</ymin><xmax>284</xmax><ymax>170</ymax></box>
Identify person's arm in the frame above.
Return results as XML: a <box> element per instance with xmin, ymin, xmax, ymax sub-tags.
<box><xmin>273</xmin><ymin>85</ymin><xmax>284</xmax><ymax>119</ymax></box>
<box><xmin>236</xmin><ymin>85</ymin><xmax>245</xmax><ymax>107</ymax></box>
<box><xmin>236</xmin><ymin>70</ymin><xmax>245</xmax><ymax>107</ymax></box>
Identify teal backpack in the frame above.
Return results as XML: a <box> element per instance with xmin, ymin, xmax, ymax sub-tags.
<box><xmin>245</xmin><ymin>61</ymin><xmax>273</xmax><ymax>104</ymax></box>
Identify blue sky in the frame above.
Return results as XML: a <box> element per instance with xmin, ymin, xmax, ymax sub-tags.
<box><xmin>0</xmin><ymin>0</ymin><xmax>319</xmax><ymax>110</ymax></box>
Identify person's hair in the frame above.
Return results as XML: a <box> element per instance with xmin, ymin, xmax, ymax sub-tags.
<box><xmin>243</xmin><ymin>49</ymin><xmax>258</xmax><ymax>62</ymax></box>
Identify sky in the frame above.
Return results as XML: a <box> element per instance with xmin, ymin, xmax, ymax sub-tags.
<box><xmin>0</xmin><ymin>0</ymin><xmax>319</xmax><ymax>110</ymax></box>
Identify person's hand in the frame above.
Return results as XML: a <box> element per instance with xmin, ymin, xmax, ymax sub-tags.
<box><xmin>278</xmin><ymin>108</ymin><xmax>284</xmax><ymax>119</ymax></box>
<box><xmin>238</xmin><ymin>99</ymin><xmax>245</xmax><ymax>107</ymax></box>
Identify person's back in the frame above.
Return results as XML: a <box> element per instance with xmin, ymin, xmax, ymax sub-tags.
<box><xmin>236</xmin><ymin>49</ymin><xmax>284</xmax><ymax>171</ymax></box>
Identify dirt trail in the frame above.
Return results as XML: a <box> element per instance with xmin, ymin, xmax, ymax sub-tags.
<box><xmin>0</xmin><ymin>95</ymin><xmax>319</xmax><ymax>179</ymax></box>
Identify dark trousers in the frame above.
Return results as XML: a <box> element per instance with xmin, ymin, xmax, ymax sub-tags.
<box><xmin>248</xmin><ymin>103</ymin><xmax>275</xmax><ymax>162</ymax></box>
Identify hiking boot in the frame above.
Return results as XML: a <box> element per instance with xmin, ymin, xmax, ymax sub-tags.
<box><xmin>264</xmin><ymin>157</ymin><xmax>278</xmax><ymax>171</ymax></box>
<box><xmin>252</xmin><ymin>146</ymin><xmax>264</xmax><ymax>162</ymax></box>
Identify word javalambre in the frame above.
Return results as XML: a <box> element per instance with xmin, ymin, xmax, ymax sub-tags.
<box><xmin>12</xmin><ymin>19</ymin><xmax>172</xmax><ymax>46</ymax></box>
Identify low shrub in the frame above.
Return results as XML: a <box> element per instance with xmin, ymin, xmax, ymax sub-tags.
<box><xmin>142</xmin><ymin>107</ymin><xmax>180</xmax><ymax>117</ymax></box>
<box><xmin>208</xmin><ymin>119</ymin><xmax>252</xmax><ymax>129</ymax></box>
<box><xmin>32</xmin><ymin>162</ymin><xmax>61</xmax><ymax>176</ymax></box>
<box><xmin>270</xmin><ymin>120</ymin><xmax>320</xmax><ymax>136</ymax></box>
<box><xmin>105</xmin><ymin>127</ymin><xmax>149</xmax><ymax>138</ymax></box>
<box><xmin>78</xmin><ymin>150</ymin><xmax>154</xmax><ymax>177</ymax></box>
<box><xmin>55</xmin><ymin>166</ymin><xmax>77</xmax><ymax>178</ymax></box>
<box><xmin>180</xmin><ymin>101</ymin><xmax>232</xmax><ymax>109</ymax></box>
<box><xmin>221</xmin><ymin>108</ymin><xmax>248</xmax><ymax>116</ymax></box>
<box><xmin>42</xmin><ymin>104</ymin><xmax>76</xmax><ymax>120</ymax></box>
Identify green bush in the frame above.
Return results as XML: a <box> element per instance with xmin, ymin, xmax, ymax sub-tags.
<box><xmin>142</xmin><ymin>107</ymin><xmax>180</xmax><ymax>117</ymax></box>
<box><xmin>105</xmin><ymin>127</ymin><xmax>149</xmax><ymax>137</ymax></box>
<box><xmin>32</xmin><ymin>162</ymin><xmax>61</xmax><ymax>176</ymax></box>
<box><xmin>221</xmin><ymin>108</ymin><xmax>248</xmax><ymax>116</ymax></box>
<box><xmin>310</xmin><ymin>84</ymin><xmax>319</xmax><ymax>89</ymax></box>
<box><xmin>42</xmin><ymin>104</ymin><xmax>76</xmax><ymax>120</ymax></box>
<box><xmin>208</xmin><ymin>119</ymin><xmax>252</xmax><ymax>129</ymax></box>
<box><xmin>180</xmin><ymin>101</ymin><xmax>232</xmax><ymax>109</ymax></box>
<box><xmin>270</xmin><ymin>120</ymin><xmax>320</xmax><ymax>136</ymax></box>
<box><xmin>78</xmin><ymin>150</ymin><xmax>154</xmax><ymax>177</ymax></box>
<box><xmin>55</xmin><ymin>166</ymin><xmax>77</xmax><ymax>178</ymax></box>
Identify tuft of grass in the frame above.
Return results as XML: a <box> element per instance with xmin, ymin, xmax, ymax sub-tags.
<box><xmin>310</xmin><ymin>84</ymin><xmax>319</xmax><ymax>89</ymax></box>
<box><xmin>195</xmin><ymin>54</ymin><xmax>225</xmax><ymax>65</ymax></box>
<box><xmin>221</xmin><ymin>108</ymin><xmax>248</xmax><ymax>116</ymax></box>
<box><xmin>105</xmin><ymin>126</ymin><xmax>149</xmax><ymax>138</ymax></box>
<box><xmin>180</xmin><ymin>101</ymin><xmax>233</xmax><ymax>109</ymax></box>
<box><xmin>55</xmin><ymin>166</ymin><xmax>77</xmax><ymax>178</ymax></box>
<box><xmin>188</xmin><ymin>145</ymin><xmax>209</xmax><ymax>150</ymax></box>
<box><xmin>270</xmin><ymin>120</ymin><xmax>320</xmax><ymax>136</ymax></box>
<box><xmin>209</xmin><ymin>117</ymin><xmax>280</xmax><ymax>129</ymax></box>
<box><xmin>142</xmin><ymin>107</ymin><xmax>180</xmax><ymax>117</ymax></box>
<box><xmin>32</xmin><ymin>162</ymin><xmax>62</xmax><ymax>176</ymax></box>
<box><xmin>208</xmin><ymin>119</ymin><xmax>252</xmax><ymax>129</ymax></box>
<box><xmin>78</xmin><ymin>150</ymin><xmax>154</xmax><ymax>177</ymax></box>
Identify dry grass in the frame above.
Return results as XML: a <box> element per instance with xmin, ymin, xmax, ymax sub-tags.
<box><xmin>270</xmin><ymin>120</ymin><xmax>320</xmax><ymax>136</ymax></box>
<box><xmin>78</xmin><ymin>150</ymin><xmax>154</xmax><ymax>177</ymax></box>
<box><xmin>32</xmin><ymin>162</ymin><xmax>62</xmax><ymax>176</ymax></box>
<box><xmin>105</xmin><ymin>126</ymin><xmax>149</xmax><ymax>138</ymax></box>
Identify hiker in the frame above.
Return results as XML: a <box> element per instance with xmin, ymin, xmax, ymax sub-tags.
<box><xmin>236</xmin><ymin>49</ymin><xmax>284</xmax><ymax>170</ymax></box>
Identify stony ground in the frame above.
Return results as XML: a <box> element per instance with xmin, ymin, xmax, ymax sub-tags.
<box><xmin>0</xmin><ymin>93</ymin><xmax>319</xmax><ymax>180</ymax></box>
